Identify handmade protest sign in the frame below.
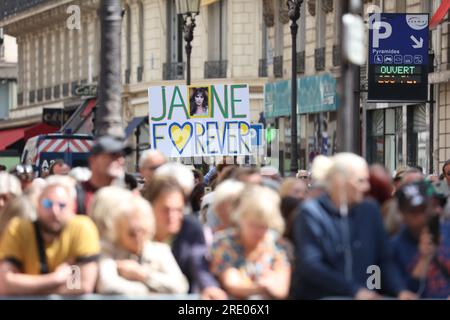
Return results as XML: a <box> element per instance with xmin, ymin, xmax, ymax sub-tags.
<box><xmin>149</xmin><ymin>84</ymin><xmax>251</xmax><ymax>158</ymax></box>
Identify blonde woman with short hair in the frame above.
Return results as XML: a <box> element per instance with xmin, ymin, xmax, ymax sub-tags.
<box><xmin>210</xmin><ymin>185</ymin><xmax>292</xmax><ymax>299</ymax></box>
<box><xmin>91</xmin><ymin>186</ymin><xmax>189</xmax><ymax>295</ymax></box>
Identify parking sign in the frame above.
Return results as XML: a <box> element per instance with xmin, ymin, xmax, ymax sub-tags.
<box><xmin>368</xmin><ymin>13</ymin><xmax>429</xmax><ymax>102</ymax></box>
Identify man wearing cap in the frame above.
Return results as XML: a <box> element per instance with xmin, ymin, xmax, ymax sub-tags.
<box><xmin>392</xmin><ymin>181</ymin><xmax>450</xmax><ymax>299</ymax></box>
<box><xmin>76</xmin><ymin>136</ymin><xmax>132</xmax><ymax>215</ymax></box>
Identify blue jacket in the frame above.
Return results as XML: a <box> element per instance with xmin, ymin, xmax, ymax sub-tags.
<box><xmin>291</xmin><ymin>194</ymin><xmax>405</xmax><ymax>299</ymax></box>
<box><xmin>172</xmin><ymin>215</ymin><xmax>219</xmax><ymax>293</ymax></box>
<box><xmin>391</xmin><ymin>222</ymin><xmax>450</xmax><ymax>299</ymax></box>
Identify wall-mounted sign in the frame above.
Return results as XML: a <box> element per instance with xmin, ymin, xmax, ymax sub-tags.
<box><xmin>74</xmin><ymin>84</ymin><xmax>97</xmax><ymax>97</ymax></box>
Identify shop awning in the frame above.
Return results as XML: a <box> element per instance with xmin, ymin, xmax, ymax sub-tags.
<box><xmin>0</xmin><ymin>123</ymin><xmax>59</xmax><ymax>151</ymax></box>
<box><xmin>24</xmin><ymin>123</ymin><xmax>58</xmax><ymax>140</ymax></box>
<box><xmin>0</xmin><ymin>127</ymin><xmax>27</xmax><ymax>151</ymax></box>
<box><xmin>125</xmin><ymin>116</ymin><xmax>147</xmax><ymax>138</ymax></box>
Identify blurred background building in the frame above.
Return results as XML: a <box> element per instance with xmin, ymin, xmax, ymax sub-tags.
<box><xmin>0</xmin><ymin>0</ymin><xmax>449</xmax><ymax>175</ymax></box>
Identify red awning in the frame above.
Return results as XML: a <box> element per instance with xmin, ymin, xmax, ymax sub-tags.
<box><xmin>0</xmin><ymin>127</ymin><xmax>27</xmax><ymax>151</ymax></box>
<box><xmin>0</xmin><ymin>123</ymin><xmax>58</xmax><ymax>151</ymax></box>
<box><xmin>24</xmin><ymin>123</ymin><xmax>58</xmax><ymax>141</ymax></box>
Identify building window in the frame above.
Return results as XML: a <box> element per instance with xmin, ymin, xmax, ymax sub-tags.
<box><xmin>205</xmin><ymin>0</ymin><xmax>227</xmax><ymax>78</ymax></box>
<box><xmin>407</xmin><ymin>105</ymin><xmax>428</xmax><ymax>171</ymax></box>
<box><xmin>46</xmin><ymin>31</ymin><xmax>52</xmax><ymax>94</ymax></box>
<box><xmin>315</xmin><ymin>0</ymin><xmax>326</xmax><ymax>71</ymax></box>
<box><xmin>137</xmin><ymin>1</ymin><xmax>144</xmax><ymax>82</ymax></box>
<box><xmin>164</xmin><ymin>0</ymin><xmax>184</xmax><ymax>80</ymax></box>
<box><xmin>82</xmin><ymin>22</ymin><xmax>89</xmax><ymax>82</ymax></box>
<box><xmin>55</xmin><ymin>31</ymin><xmax>61</xmax><ymax>90</ymax></box>
<box><xmin>367</xmin><ymin>108</ymin><xmax>404</xmax><ymax>173</ymax></box>
<box><xmin>125</xmin><ymin>5</ymin><xmax>132</xmax><ymax>84</ymax></box>
<box><xmin>38</xmin><ymin>36</ymin><xmax>44</xmax><ymax>92</ymax></box>
<box><xmin>94</xmin><ymin>20</ymin><xmax>100</xmax><ymax>81</ymax></box>
<box><xmin>297</xmin><ymin>0</ymin><xmax>306</xmax><ymax>53</ymax></box>
<box><xmin>72</xmin><ymin>28</ymin><xmax>80</xmax><ymax>83</ymax></box>
<box><xmin>63</xmin><ymin>29</ymin><xmax>70</xmax><ymax>86</ymax></box>
<box><xmin>17</xmin><ymin>39</ymin><xmax>24</xmax><ymax>105</ymax></box>
<box><xmin>273</xmin><ymin>0</ymin><xmax>284</xmax><ymax>78</ymax></box>
<box><xmin>259</xmin><ymin>7</ymin><xmax>269</xmax><ymax>78</ymax></box>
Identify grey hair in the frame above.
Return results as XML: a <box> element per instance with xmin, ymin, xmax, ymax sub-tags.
<box><xmin>138</xmin><ymin>149</ymin><xmax>166</xmax><ymax>169</ymax></box>
<box><xmin>43</xmin><ymin>175</ymin><xmax>77</xmax><ymax>201</ymax></box>
<box><xmin>90</xmin><ymin>186</ymin><xmax>155</xmax><ymax>243</ymax></box>
<box><xmin>155</xmin><ymin>163</ymin><xmax>195</xmax><ymax>196</ymax></box>
<box><xmin>0</xmin><ymin>172</ymin><xmax>22</xmax><ymax>197</ymax></box>
<box><xmin>212</xmin><ymin>180</ymin><xmax>245</xmax><ymax>212</ymax></box>
<box><xmin>231</xmin><ymin>185</ymin><xmax>285</xmax><ymax>234</ymax></box>
<box><xmin>323</xmin><ymin>153</ymin><xmax>368</xmax><ymax>190</ymax></box>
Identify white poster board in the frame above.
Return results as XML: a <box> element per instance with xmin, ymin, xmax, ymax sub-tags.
<box><xmin>149</xmin><ymin>84</ymin><xmax>251</xmax><ymax>158</ymax></box>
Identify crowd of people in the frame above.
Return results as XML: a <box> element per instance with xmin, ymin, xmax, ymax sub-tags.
<box><xmin>0</xmin><ymin>135</ymin><xmax>450</xmax><ymax>300</ymax></box>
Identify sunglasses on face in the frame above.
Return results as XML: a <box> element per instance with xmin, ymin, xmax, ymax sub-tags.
<box><xmin>298</xmin><ymin>176</ymin><xmax>309</xmax><ymax>180</ymax></box>
<box><xmin>41</xmin><ymin>198</ymin><xmax>67</xmax><ymax>210</ymax></box>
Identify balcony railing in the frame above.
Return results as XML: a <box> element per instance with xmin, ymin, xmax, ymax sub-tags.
<box><xmin>315</xmin><ymin>47</ymin><xmax>325</xmax><ymax>71</ymax></box>
<box><xmin>53</xmin><ymin>85</ymin><xmax>60</xmax><ymax>99</ymax></box>
<box><xmin>62</xmin><ymin>83</ymin><xmax>69</xmax><ymax>97</ymax></box>
<box><xmin>258</xmin><ymin>59</ymin><xmax>268</xmax><ymax>77</ymax></box>
<box><xmin>332</xmin><ymin>45</ymin><xmax>340</xmax><ymax>67</ymax></box>
<box><xmin>45</xmin><ymin>87</ymin><xmax>51</xmax><ymax>100</ymax></box>
<box><xmin>17</xmin><ymin>92</ymin><xmax>23</xmax><ymax>106</ymax></box>
<box><xmin>137</xmin><ymin>66</ymin><xmax>143</xmax><ymax>82</ymax></box>
<box><xmin>296</xmin><ymin>51</ymin><xmax>305</xmax><ymax>74</ymax></box>
<box><xmin>29</xmin><ymin>90</ymin><xmax>35</xmax><ymax>104</ymax></box>
<box><xmin>204</xmin><ymin>60</ymin><xmax>227</xmax><ymax>79</ymax></box>
<box><xmin>37</xmin><ymin>88</ymin><xmax>43</xmax><ymax>102</ymax></box>
<box><xmin>273</xmin><ymin>56</ymin><xmax>283</xmax><ymax>78</ymax></box>
<box><xmin>163</xmin><ymin>62</ymin><xmax>185</xmax><ymax>80</ymax></box>
<box><xmin>0</xmin><ymin>0</ymin><xmax>51</xmax><ymax>20</ymax></box>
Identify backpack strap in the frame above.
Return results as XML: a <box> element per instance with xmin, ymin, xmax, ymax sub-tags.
<box><xmin>33</xmin><ymin>221</ymin><xmax>49</xmax><ymax>274</ymax></box>
<box><xmin>75</xmin><ymin>183</ymin><xmax>86</xmax><ymax>215</ymax></box>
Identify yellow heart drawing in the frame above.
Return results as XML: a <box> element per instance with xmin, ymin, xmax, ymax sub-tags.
<box><xmin>170</xmin><ymin>123</ymin><xmax>193</xmax><ymax>154</ymax></box>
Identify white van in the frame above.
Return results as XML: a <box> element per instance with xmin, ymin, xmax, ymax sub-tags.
<box><xmin>21</xmin><ymin>133</ymin><xmax>94</xmax><ymax>176</ymax></box>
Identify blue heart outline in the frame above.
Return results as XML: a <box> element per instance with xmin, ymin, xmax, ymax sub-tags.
<box><xmin>168</xmin><ymin>122</ymin><xmax>194</xmax><ymax>155</ymax></box>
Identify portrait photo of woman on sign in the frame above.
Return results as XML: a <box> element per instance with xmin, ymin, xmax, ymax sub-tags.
<box><xmin>189</xmin><ymin>86</ymin><xmax>210</xmax><ymax>118</ymax></box>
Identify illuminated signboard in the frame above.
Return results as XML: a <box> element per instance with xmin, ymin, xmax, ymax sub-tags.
<box><xmin>368</xmin><ymin>13</ymin><xmax>428</xmax><ymax>102</ymax></box>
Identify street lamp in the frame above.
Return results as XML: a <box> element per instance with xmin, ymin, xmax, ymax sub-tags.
<box><xmin>287</xmin><ymin>0</ymin><xmax>303</xmax><ymax>176</ymax></box>
<box><xmin>176</xmin><ymin>0</ymin><xmax>200</xmax><ymax>86</ymax></box>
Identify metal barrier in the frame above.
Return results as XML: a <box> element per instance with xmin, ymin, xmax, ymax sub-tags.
<box><xmin>0</xmin><ymin>294</ymin><xmax>200</xmax><ymax>300</ymax></box>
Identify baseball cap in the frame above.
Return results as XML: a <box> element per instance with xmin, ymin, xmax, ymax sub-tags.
<box><xmin>395</xmin><ymin>181</ymin><xmax>430</xmax><ymax>213</ymax></box>
<box><xmin>91</xmin><ymin>136</ymin><xmax>132</xmax><ymax>156</ymax></box>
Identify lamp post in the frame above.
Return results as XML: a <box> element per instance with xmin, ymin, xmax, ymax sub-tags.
<box><xmin>176</xmin><ymin>0</ymin><xmax>200</xmax><ymax>86</ymax></box>
<box><xmin>97</xmin><ymin>0</ymin><xmax>124</xmax><ymax>138</ymax></box>
<box><xmin>287</xmin><ymin>0</ymin><xmax>303</xmax><ymax>176</ymax></box>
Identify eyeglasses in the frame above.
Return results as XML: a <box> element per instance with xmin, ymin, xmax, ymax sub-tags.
<box><xmin>41</xmin><ymin>198</ymin><xmax>67</xmax><ymax>210</ymax></box>
<box><xmin>298</xmin><ymin>176</ymin><xmax>309</xmax><ymax>180</ymax></box>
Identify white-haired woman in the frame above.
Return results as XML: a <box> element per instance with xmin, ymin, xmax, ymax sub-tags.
<box><xmin>210</xmin><ymin>185</ymin><xmax>292</xmax><ymax>300</ymax></box>
<box><xmin>291</xmin><ymin>153</ymin><xmax>417</xmax><ymax>300</ymax></box>
<box><xmin>208</xmin><ymin>179</ymin><xmax>245</xmax><ymax>233</ymax></box>
<box><xmin>90</xmin><ymin>186</ymin><xmax>189</xmax><ymax>295</ymax></box>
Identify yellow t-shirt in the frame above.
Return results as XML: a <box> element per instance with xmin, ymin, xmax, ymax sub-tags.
<box><xmin>0</xmin><ymin>216</ymin><xmax>100</xmax><ymax>274</ymax></box>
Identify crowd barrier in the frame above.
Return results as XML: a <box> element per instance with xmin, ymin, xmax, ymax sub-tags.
<box><xmin>0</xmin><ymin>294</ymin><xmax>201</xmax><ymax>300</ymax></box>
